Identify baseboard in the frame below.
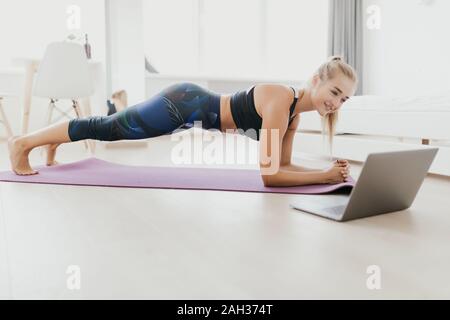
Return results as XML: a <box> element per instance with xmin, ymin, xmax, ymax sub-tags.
<box><xmin>293</xmin><ymin>132</ymin><xmax>450</xmax><ymax>177</ymax></box>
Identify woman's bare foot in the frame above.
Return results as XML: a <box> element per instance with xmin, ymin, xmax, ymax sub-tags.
<box><xmin>112</xmin><ymin>90</ymin><xmax>128</xmax><ymax>112</ymax></box>
<box><xmin>46</xmin><ymin>143</ymin><xmax>60</xmax><ymax>166</ymax></box>
<box><xmin>7</xmin><ymin>136</ymin><xmax>38</xmax><ymax>175</ymax></box>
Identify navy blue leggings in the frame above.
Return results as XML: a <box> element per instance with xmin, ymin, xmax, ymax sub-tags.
<box><xmin>68</xmin><ymin>82</ymin><xmax>221</xmax><ymax>141</ymax></box>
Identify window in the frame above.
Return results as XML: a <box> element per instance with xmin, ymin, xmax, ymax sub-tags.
<box><xmin>143</xmin><ymin>0</ymin><xmax>198</xmax><ymax>75</ymax></box>
<box><xmin>143</xmin><ymin>0</ymin><xmax>329</xmax><ymax>80</ymax></box>
<box><xmin>266</xmin><ymin>0</ymin><xmax>329</xmax><ymax>80</ymax></box>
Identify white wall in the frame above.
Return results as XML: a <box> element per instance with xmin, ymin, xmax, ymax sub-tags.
<box><xmin>0</xmin><ymin>0</ymin><xmax>106</xmax><ymax>136</ymax></box>
<box><xmin>107</xmin><ymin>0</ymin><xmax>146</xmax><ymax>105</ymax></box>
<box><xmin>0</xmin><ymin>0</ymin><xmax>106</xmax><ymax>70</ymax></box>
<box><xmin>362</xmin><ymin>0</ymin><xmax>450</xmax><ymax>96</ymax></box>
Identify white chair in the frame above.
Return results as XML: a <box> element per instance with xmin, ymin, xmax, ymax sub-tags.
<box><xmin>0</xmin><ymin>93</ymin><xmax>14</xmax><ymax>139</ymax></box>
<box><xmin>33</xmin><ymin>41</ymin><xmax>94</xmax><ymax>153</ymax></box>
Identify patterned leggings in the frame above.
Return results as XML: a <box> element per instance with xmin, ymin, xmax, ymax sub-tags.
<box><xmin>68</xmin><ymin>82</ymin><xmax>221</xmax><ymax>141</ymax></box>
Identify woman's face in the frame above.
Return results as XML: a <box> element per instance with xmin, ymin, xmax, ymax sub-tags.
<box><xmin>311</xmin><ymin>74</ymin><xmax>356</xmax><ymax>117</ymax></box>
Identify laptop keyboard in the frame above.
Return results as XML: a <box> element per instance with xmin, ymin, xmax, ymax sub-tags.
<box><xmin>290</xmin><ymin>196</ymin><xmax>349</xmax><ymax>220</ymax></box>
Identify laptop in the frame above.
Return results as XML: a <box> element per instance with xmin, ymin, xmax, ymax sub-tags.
<box><xmin>290</xmin><ymin>148</ymin><xmax>439</xmax><ymax>222</ymax></box>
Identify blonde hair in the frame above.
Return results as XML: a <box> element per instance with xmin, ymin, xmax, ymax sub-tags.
<box><xmin>310</xmin><ymin>56</ymin><xmax>358</xmax><ymax>157</ymax></box>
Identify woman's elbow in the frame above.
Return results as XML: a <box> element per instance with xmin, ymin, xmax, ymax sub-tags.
<box><xmin>261</xmin><ymin>174</ymin><xmax>278</xmax><ymax>187</ymax></box>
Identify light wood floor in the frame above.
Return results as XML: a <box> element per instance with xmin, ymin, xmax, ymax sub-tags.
<box><xmin>0</xmin><ymin>134</ymin><xmax>449</xmax><ymax>299</ymax></box>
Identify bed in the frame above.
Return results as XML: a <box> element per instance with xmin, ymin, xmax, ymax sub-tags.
<box><xmin>294</xmin><ymin>93</ymin><xmax>450</xmax><ymax>176</ymax></box>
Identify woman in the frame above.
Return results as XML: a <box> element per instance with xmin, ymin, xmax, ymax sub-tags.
<box><xmin>8</xmin><ymin>56</ymin><xmax>357</xmax><ymax>186</ymax></box>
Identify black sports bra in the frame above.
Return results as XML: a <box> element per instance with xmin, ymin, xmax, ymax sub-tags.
<box><xmin>229</xmin><ymin>85</ymin><xmax>298</xmax><ymax>141</ymax></box>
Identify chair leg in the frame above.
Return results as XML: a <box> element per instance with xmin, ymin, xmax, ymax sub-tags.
<box><xmin>0</xmin><ymin>97</ymin><xmax>13</xmax><ymax>139</ymax></box>
<box><xmin>72</xmin><ymin>100</ymin><xmax>94</xmax><ymax>155</ymax></box>
<box><xmin>46</xmin><ymin>99</ymin><xmax>55</xmax><ymax>126</ymax></box>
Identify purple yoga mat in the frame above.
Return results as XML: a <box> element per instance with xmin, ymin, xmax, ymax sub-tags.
<box><xmin>0</xmin><ymin>157</ymin><xmax>355</xmax><ymax>194</ymax></box>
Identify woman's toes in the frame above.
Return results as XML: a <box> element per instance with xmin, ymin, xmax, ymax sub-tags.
<box><xmin>23</xmin><ymin>171</ymin><xmax>38</xmax><ymax>176</ymax></box>
<box><xmin>15</xmin><ymin>169</ymin><xmax>38</xmax><ymax>176</ymax></box>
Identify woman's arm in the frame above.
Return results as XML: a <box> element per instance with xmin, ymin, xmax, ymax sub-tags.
<box><xmin>280</xmin><ymin>114</ymin><xmax>299</xmax><ymax>167</ymax></box>
<box><xmin>264</xmin><ymin>167</ymin><xmax>329</xmax><ymax>187</ymax></box>
<box><xmin>259</xmin><ymin>101</ymin><xmax>329</xmax><ymax>187</ymax></box>
<box><xmin>281</xmin><ymin>163</ymin><xmax>322</xmax><ymax>173</ymax></box>
<box><xmin>280</xmin><ymin>113</ymin><xmax>321</xmax><ymax>173</ymax></box>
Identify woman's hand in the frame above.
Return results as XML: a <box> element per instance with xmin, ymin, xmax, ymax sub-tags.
<box><xmin>323</xmin><ymin>159</ymin><xmax>350</xmax><ymax>184</ymax></box>
<box><xmin>334</xmin><ymin>159</ymin><xmax>350</xmax><ymax>174</ymax></box>
<box><xmin>334</xmin><ymin>159</ymin><xmax>350</xmax><ymax>168</ymax></box>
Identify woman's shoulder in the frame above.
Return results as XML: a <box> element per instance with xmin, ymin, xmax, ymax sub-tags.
<box><xmin>253</xmin><ymin>83</ymin><xmax>295</xmax><ymax>106</ymax></box>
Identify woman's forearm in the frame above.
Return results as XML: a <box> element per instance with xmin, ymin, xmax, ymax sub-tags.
<box><xmin>281</xmin><ymin>163</ymin><xmax>321</xmax><ymax>173</ymax></box>
<box><xmin>263</xmin><ymin>167</ymin><xmax>328</xmax><ymax>187</ymax></box>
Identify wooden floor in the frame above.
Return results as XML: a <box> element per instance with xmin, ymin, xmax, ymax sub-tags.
<box><xmin>0</xmin><ymin>135</ymin><xmax>449</xmax><ymax>299</ymax></box>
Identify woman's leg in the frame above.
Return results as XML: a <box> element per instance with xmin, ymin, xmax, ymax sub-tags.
<box><xmin>111</xmin><ymin>90</ymin><xmax>128</xmax><ymax>112</ymax></box>
<box><xmin>8</xmin><ymin>82</ymin><xmax>222</xmax><ymax>175</ymax></box>
<box><xmin>46</xmin><ymin>142</ymin><xmax>62</xmax><ymax>166</ymax></box>
<box><xmin>8</xmin><ymin>106</ymin><xmax>154</xmax><ymax>175</ymax></box>
<box><xmin>8</xmin><ymin>121</ymin><xmax>71</xmax><ymax>175</ymax></box>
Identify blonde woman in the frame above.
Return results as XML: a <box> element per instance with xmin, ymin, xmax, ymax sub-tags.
<box><xmin>8</xmin><ymin>56</ymin><xmax>357</xmax><ymax>187</ymax></box>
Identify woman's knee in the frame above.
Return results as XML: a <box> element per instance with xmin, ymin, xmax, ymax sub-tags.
<box><xmin>68</xmin><ymin>116</ymin><xmax>115</xmax><ymax>141</ymax></box>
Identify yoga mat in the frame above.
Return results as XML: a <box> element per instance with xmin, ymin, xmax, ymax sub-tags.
<box><xmin>0</xmin><ymin>157</ymin><xmax>355</xmax><ymax>195</ymax></box>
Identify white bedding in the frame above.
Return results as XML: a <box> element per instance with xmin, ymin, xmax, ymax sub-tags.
<box><xmin>342</xmin><ymin>93</ymin><xmax>450</xmax><ymax>112</ymax></box>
